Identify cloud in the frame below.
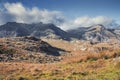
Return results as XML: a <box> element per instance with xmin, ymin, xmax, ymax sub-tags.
<box><xmin>60</xmin><ymin>16</ymin><xmax>114</xmax><ymax>30</ymax></box>
<box><xmin>0</xmin><ymin>2</ymin><xmax>118</xmax><ymax>30</ymax></box>
<box><xmin>0</xmin><ymin>2</ymin><xmax>65</xmax><ymax>25</ymax></box>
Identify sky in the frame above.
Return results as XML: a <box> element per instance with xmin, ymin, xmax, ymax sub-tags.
<box><xmin>0</xmin><ymin>0</ymin><xmax>120</xmax><ymax>30</ymax></box>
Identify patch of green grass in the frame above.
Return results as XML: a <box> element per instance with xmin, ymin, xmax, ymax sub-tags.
<box><xmin>0</xmin><ymin>75</ymin><xmax>4</xmax><ymax>80</ymax></box>
<box><xmin>80</xmin><ymin>64</ymin><xmax>120</xmax><ymax>80</ymax></box>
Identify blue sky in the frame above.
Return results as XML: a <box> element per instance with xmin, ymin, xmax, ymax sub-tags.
<box><xmin>0</xmin><ymin>0</ymin><xmax>120</xmax><ymax>30</ymax></box>
<box><xmin>0</xmin><ymin>0</ymin><xmax>120</xmax><ymax>18</ymax></box>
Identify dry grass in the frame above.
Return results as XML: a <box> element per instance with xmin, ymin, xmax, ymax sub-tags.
<box><xmin>0</xmin><ymin>58</ymin><xmax>119</xmax><ymax>80</ymax></box>
<box><xmin>0</xmin><ymin>38</ymin><xmax>120</xmax><ymax>79</ymax></box>
<box><xmin>43</xmin><ymin>39</ymin><xmax>120</xmax><ymax>62</ymax></box>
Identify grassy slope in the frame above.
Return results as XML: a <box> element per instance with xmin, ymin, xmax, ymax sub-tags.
<box><xmin>0</xmin><ymin>39</ymin><xmax>120</xmax><ymax>80</ymax></box>
<box><xmin>0</xmin><ymin>59</ymin><xmax>120</xmax><ymax>80</ymax></box>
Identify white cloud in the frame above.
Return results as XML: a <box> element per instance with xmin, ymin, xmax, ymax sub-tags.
<box><xmin>60</xmin><ymin>16</ymin><xmax>114</xmax><ymax>30</ymax></box>
<box><xmin>92</xmin><ymin>16</ymin><xmax>113</xmax><ymax>26</ymax></box>
<box><xmin>0</xmin><ymin>2</ymin><xmax>65</xmax><ymax>25</ymax></box>
<box><xmin>4</xmin><ymin>3</ymin><xmax>26</xmax><ymax>16</ymax></box>
<box><xmin>0</xmin><ymin>2</ymin><xmax>118</xmax><ymax>30</ymax></box>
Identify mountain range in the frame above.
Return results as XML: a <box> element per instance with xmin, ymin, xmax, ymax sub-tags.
<box><xmin>0</xmin><ymin>22</ymin><xmax>120</xmax><ymax>42</ymax></box>
<box><xmin>0</xmin><ymin>22</ymin><xmax>70</xmax><ymax>40</ymax></box>
<box><xmin>67</xmin><ymin>24</ymin><xmax>120</xmax><ymax>42</ymax></box>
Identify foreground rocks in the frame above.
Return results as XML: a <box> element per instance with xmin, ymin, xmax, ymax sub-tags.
<box><xmin>0</xmin><ymin>37</ymin><xmax>65</xmax><ymax>63</ymax></box>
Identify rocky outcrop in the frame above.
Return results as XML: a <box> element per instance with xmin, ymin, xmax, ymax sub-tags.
<box><xmin>0</xmin><ymin>37</ymin><xmax>66</xmax><ymax>63</ymax></box>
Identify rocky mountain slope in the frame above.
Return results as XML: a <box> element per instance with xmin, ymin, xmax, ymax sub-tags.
<box><xmin>0</xmin><ymin>22</ymin><xmax>70</xmax><ymax>40</ymax></box>
<box><xmin>67</xmin><ymin>24</ymin><xmax>120</xmax><ymax>42</ymax></box>
<box><xmin>0</xmin><ymin>22</ymin><xmax>120</xmax><ymax>42</ymax></box>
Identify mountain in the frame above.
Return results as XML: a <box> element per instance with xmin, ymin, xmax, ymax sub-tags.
<box><xmin>67</xmin><ymin>24</ymin><xmax>120</xmax><ymax>42</ymax></box>
<box><xmin>1</xmin><ymin>22</ymin><xmax>120</xmax><ymax>42</ymax></box>
<box><xmin>0</xmin><ymin>22</ymin><xmax>70</xmax><ymax>40</ymax></box>
<box><xmin>0</xmin><ymin>22</ymin><xmax>30</xmax><ymax>37</ymax></box>
<box><xmin>27</xmin><ymin>22</ymin><xmax>70</xmax><ymax>40</ymax></box>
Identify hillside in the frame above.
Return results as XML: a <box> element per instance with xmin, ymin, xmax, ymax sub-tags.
<box><xmin>0</xmin><ymin>38</ymin><xmax>120</xmax><ymax>80</ymax></box>
<box><xmin>0</xmin><ymin>37</ymin><xmax>67</xmax><ymax>63</ymax></box>
<box><xmin>0</xmin><ymin>23</ymin><xmax>120</xmax><ymax>79</ymax></box>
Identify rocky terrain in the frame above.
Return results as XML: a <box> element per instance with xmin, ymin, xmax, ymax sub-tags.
<box><xmin>1</xmin><ymin>22</ymin><xmax>120</xmax><ymax>42</ymax></box>
<box><xmin>0</xmin><ymin>37</ymin><xmax>67</xmax><ymax>63</ymax></box>
<box><xmin>0</xmin><ymin>22</ymin><xmax>70</xmax><ymax>40</ymax></box>
<box><xmin>67</xmin><ymin>24</ymin><xmax>120</xmax><ymax>42</ymax></box>
<box><xmin>0</xmin><ymin>22</ymin><xmax>120</xmax><ymax>80</ymax></box>
<box><xmin>0</xmin><ymin>37</ymin><xmax>120</xmax><ymax>80</ymax></box>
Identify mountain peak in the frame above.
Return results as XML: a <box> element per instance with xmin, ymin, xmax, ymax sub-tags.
<box><xmin>88</xmin><ymin>24</ymin><xmax>106</xmax><ymax>32</ymax></box>
<box><xmin>0</xmin><ymin>22</ymin><xmax>71</xmax><ymax>40</ymax></box>
<box><xmin>94</xmin><ymin>24</ymin><xmax>105</xmax><ymax>28</ymax></box>
<box><xmin>6</xmin><ymin>22</ymin><xmax>17</xmax><ymax>24</ymax></box>
<box><xmin>94</xmin><ymin>24</ymin><xmax>105</xmax><ymax>31</ymax></box>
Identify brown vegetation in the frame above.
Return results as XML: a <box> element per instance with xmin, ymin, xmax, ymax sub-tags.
<box><xmin>0</xmin><ymin>37</ymin><xmax>120</xmax><ymax>80</ymax></box>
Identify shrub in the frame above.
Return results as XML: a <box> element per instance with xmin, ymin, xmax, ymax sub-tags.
<box><xmin>103</xmin><ymin>55</ymin><xmax>109</xmax><ymax>59</ymax></box>
<box><xmin>18</xmin><ymin>77</ymin><xmax>28</xmax><ymax>80</ymax></box>
<box><xmin>87</xmin><ymin>56</ymin><xmax>98</xmax><ymax>61</ymax></box>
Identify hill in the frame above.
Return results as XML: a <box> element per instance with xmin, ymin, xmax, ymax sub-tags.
<box><xmin>0</xmin><ymin>36</ymin><xmax>67</xmax><ymax>63</ymax></box>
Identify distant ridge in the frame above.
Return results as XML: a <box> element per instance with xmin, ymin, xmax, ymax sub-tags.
<box><xmin>0</xmin><ymin>22</ymin><xmax>120</xmax><ymax>42</ymax></box>
<box><xmin>0</xmin><ymin>22</ymin><xmax>71</xmax><ymax>40</ymax></box>
<box><xmin>67</xmin><ymin>24</ymin><xmax>120</xmax><ymax>42</ymax></box>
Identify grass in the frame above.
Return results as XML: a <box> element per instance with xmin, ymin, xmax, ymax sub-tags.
<box><xmin>1</xmin><ymin>39</ymin><xmax>120</xmax><ymax>80</ymax></box>
<box><xmin>0</xmin><ymin>58</ymin><xmax>120</xmax><ymax>80</ymax></box>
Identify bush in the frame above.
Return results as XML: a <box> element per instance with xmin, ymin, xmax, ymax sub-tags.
<box><xmin>18</xmin><ymin>77</ymin><xmax>28</xmax><ymax>80</ymax></box>
<box><xmin>103</xmin><ymin>55</ymin><xmax>109</xmax><ymax>59</ymax></box>
<box><xmin>87</xmin><ymin>56</ymin><xmax>98</xmax><ymax>61</ymax></box>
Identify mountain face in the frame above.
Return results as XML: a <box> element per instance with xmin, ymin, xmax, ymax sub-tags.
<box><xmin>67</xmin><ymin>24</ymin><xmax>120</xmax><ymax>42</ymax></box>
<box><xmin>0</xmin><ymin>22</ymin><xmax>70</xmax><ymax>40</ymax></box>
<box><xmin>0</xmin><ymin>22</ymin><xmax>30</xmax><ymax>37</ymax></box>
<box><xmin>0</xmin><ymin>22</ymin><xmax>120</xmax><ymax>42</ymax></box>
